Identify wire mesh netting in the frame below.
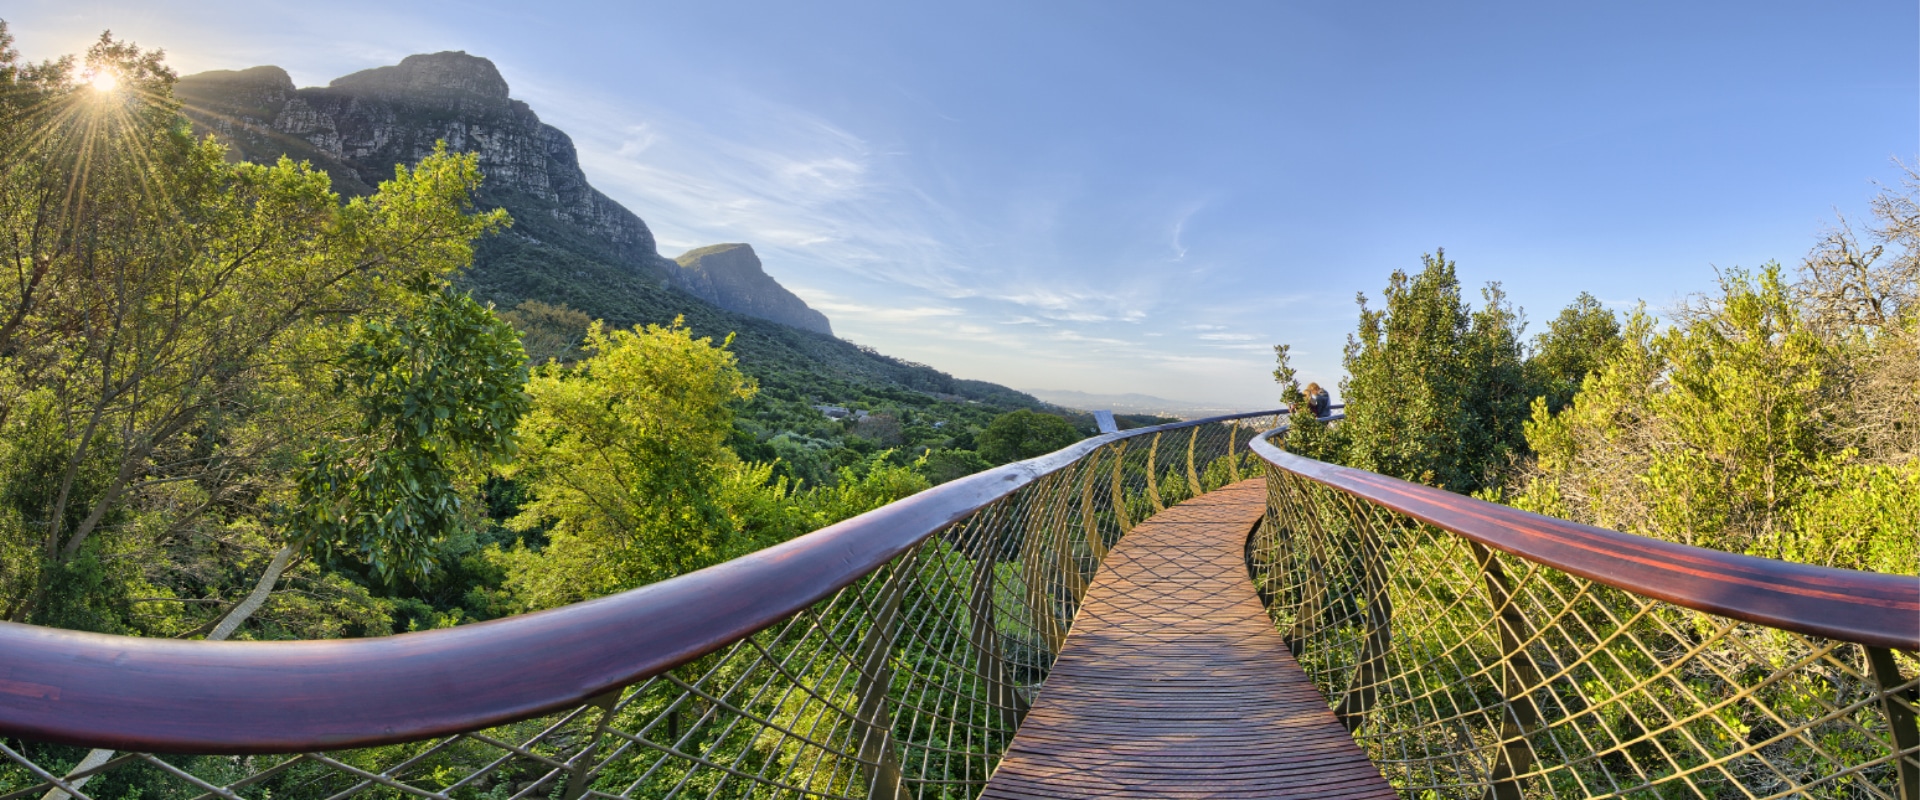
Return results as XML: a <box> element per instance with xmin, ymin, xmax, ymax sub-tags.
<box><xmin>0</xmin><ymin>414</ymin><xmax>1280</xmax><ymax>800</ymax></box>
<box><xmin>1252</xmin><ymin>463</ymin><xmax>1920</xmax><ymax>799</ymax></box>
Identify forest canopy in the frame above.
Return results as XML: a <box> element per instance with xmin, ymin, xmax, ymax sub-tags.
<box><xmin>1274</xmin><ymin>169</ymin><xmax>1920</xmax><ymax>576</ymax></box>
<box><xmin>0</xmin><ymin>27</ymin><xmax>1043</xmax><ymax>641</ymax></box>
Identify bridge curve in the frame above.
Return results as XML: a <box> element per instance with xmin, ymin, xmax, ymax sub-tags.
<box><xmin>981</xmin><ymin>479</ymin><xmax>1394</xmax><ymax>799</ymax></box>
<box><xmin>0</xmin><ymin>407</ymin><xmax>1911</xmax><ymax>800</ymax></box>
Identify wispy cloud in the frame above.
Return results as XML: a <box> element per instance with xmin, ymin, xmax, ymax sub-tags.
<box><xmin>500</xmin><ymin>69</ymin><xmax>1306</xmax><ymax>407</ymax></box>
<box><xmin>1169</xmin><ymin>204</ymin><xmax>1206</xmax><ymax>261</ymax></box>
<box><xmin>802</xmin><ymin>292</ymin><xmax>965</xmax><ymax>324</ymax></box>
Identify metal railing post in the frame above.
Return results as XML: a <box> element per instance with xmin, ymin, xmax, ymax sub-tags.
<box><xmin>1868</xmin><ymin>646</ymin><xmax>1920</xmax><ymax>800</ymax></box>
<box><xmin>1081</xmin><ymin>450</ymin><xmax>1107</xmax><ymax>564</ymax></box>
<box><xmin>560</xmin><ymin>688</ymin><xmax>624</xmax><ymax>800</ymax></box>
<box><xmin>853</xmin><ymin>557</ymin><xmax>913</xmax><ymax>800</ymax></box>
<box><xmin>1048</xmin><ymin>469</ymin><xmax>1090</xmax><ymax>606</ymax></box>
<box><xmin>1146</xmin><ymin>432</ymin><xmax>1164</xmax><ymax>512</ymax></box>
<box><xmin>1473</xmin><ymin>542</ymin><xmax>1542</xmax><ymax>800</ymax></box>
<box><xmin>1335</xmin><ymin>521</ymin><xmax>1391</xmax><ymax>733</ymax></box>
<box><xmin>1109</xmin><ymin>441</ymin><xmax>1132</xmax><ymax>536</ymax></box>
<box><xmin>969</xmin><ymin>514</ymin><xmax>1027</xmax><ymax>733</ymax></box>
<box><xmin>1185</xmin><ymin>426</ymin><xmax>1201</xmax><ymax>494</ymax></box>
<box><xmin>1228</xmin><ymin>420</ymin><xmax>1242</xmax><ymax>483</ymax></box>
<box><xmin>1019</xmin><ymin>482</ymin><xmax>1068</xmax><ymax>655</ymax></box>
<box><xmin>1272</xmin><ymin>475</ymin><xmax>1329</xmax><ymax>654</ymax></box>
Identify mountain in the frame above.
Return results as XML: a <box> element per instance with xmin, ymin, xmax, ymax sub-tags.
<box><xmin>174</xmin><ymin>53</ymin><xmax>1043</xmax><ymax>421</ymax></box>
<box><xmin>674</xmin><ymin>244</ymin><xmax>832</xmax><ymax>336</ymax></box>
<box><xmin>175</xmin><ymin>52</ymin><xmax>831</xmax><ymax>337</ymax></box>
<box><xmin>175</xmin><ymin>56</ymin><xmax>675</xmax><ymax>285</ymax></box>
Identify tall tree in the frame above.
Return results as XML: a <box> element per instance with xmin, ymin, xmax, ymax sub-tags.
<box><xmin>496</xmin><ymin>319</ymin><xmax>760</xmax><ymax>607</ymax></box>
<box><xmin>1334</xmin><ymin>250</ymin><xmax>1529</xmax><ymax>493</ymax></box>
<box><xmin>0</xmin><ymin>28</ymin><xmax>511</xmax><ymax>629</ymax></box>
<box><xmin>1526</xmin><ymin>292</ymin><xmax>1623</xmax><ymax>417</ymax></box>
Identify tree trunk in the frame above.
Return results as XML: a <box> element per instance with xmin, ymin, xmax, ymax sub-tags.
<box><xmin>207</xmin><ymin>542</ymin><xmax>298</xmax><ymax>642</ymax></box>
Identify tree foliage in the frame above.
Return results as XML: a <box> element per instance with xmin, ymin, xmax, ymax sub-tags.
<box><xmin>498</xmin><ymin>319</ymin><xmax>756</xmax><ymax>605</ymax></box>
<box><xmin>976</xmin><ymin>409</ymin><xmax>1082</xmax><ymax>465</ymax></box>
<box><xmin>1526</xmin><ymin>291</ymin><xmax>1623</xmax><ymax>417</ymax></box>
<box><xmin>0</xmin><ymin>27</ymin><xmax>517</xmax><ymax>635</ymax></box>
<box><xmin>494</xmin><ymin>321</ymin><xmax>931</xmax><ymax>611</ymax></box>
<box><xmin>1303</xmin><ymin>250</ymin><xmax>1531</xmax><ymax>493</ymax></box>
<box><xmin>1512</xmin><ymin>266</ymin><xmax>1916</xmax><ymax>573</ymax></box>
<box><xmin>286</xmin><ymin>285</ymin><xmax>528</xmax><ymax>582</ymax></box>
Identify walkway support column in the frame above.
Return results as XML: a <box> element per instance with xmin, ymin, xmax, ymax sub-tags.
<box><xmin>1868</xmin><ymin>646</ymin><xmax>1920</xmax><ymax>800</ymax></box>
<box><xmin>853</xmin><ymin>554</ymin><xmax>913</xmax><ymax>800</ymax></box>
<box><xmin>967</xmin><ymin>508</ymin><xmax>1027</xmax><ymax>733</ymax></box>
<box><xmin>1335</xmin><ymin>519</ymin><xmax>1392</xmax><ymax>734</ymax></box>
<box><xmin>561</xmin><ymin>688</ymin><xmax>624</xmax><ymax>800</ymax></box>
<box><xmin>1473</xmin><ymin>542</ymin><xmax>1542</xmax><ymax>800</ymax></box>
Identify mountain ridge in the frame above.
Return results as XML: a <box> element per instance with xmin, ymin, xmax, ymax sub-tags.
<box><xmin>673</xmin><ymin>244</ymin><xmax>832</xmax><ymax>335</ymax></box>
<box><xmin>174</xmin><ymin>51</ymin><xmax>1048</xmax><ymax>421</ymax></box>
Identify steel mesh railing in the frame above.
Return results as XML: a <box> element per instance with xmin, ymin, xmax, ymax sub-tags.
<box><xmin>1248</xmin><ymin>426</ymin><xmax>1920</xmax><ymax>799</ymax></box>
<box><xmin>0</xmin><ymin>412</ymin><xmax>1281</xmax><ymax>800</ymax></box>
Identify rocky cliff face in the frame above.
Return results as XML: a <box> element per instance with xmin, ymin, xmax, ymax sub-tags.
<box><xmin>175</xmin><ymin>53</ymin><xmax>833</xmax><ymax>334</ymax></box>
<box><xmin>673</xmin><ymin>244</ymin><xmax>832</xmax><ymax>336</ymax></box>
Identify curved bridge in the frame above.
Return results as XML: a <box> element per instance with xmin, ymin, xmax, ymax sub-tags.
<box><xmin>1</xmin><ymin>411</ymin><xmax>1915</xmax><ymax>800</ymax></box>
<box><xmin>980</xmin><ymin>479</ymin><xmax>1393</xmax><ymax>798</ymax></box>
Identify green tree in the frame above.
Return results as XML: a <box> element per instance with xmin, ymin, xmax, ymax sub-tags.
<box><xmin>791</xmin><ymin>451</ymin><xmax>931</xmax><ymax>527</ymax></box>
<box><xmin>1334</xmin><ymin>250</ymin><xmax>1529</xmax><ymax>493</ymax></box>
<box><xmin>976</xmin><ymin>409</ymin><xmax>1082</xmax><ymax>465</ymax></box>
<box><xmin>499</xmin><ymin>299</ymin><xmax>593</xmax><ymax>366</ymax></box>
<box><xmin>920</xmin><ymin>448</ymin><xmax>991</xmax><ymax>484</ymax></box>
<box><xmin>0</xmin><ymin>28</ymin><xmax>511</xmax><ymax>629</ymax></box>
<box><xmin>0</xmin><ymin>28</ymin><xmax>525</xmax><ymax>787</ymax></box>
<box><xmin>1527</xmin><ymin>292</ymin><xmax>1623</xmax><ymax>416</ymax></box>
<box><xmin>280</xmin><ymin>286</ymin><xmax>528</xmax><ymax>579</ymax></box>
<box><xmin>1512</xmin><ymin>263</ymin><xmax>1915</xmax><ymax>573</ymax></box>
<box><xmin>496</xmin><ymin>319</ymin><xmax>759</xmax><ymax>608</ymax></box>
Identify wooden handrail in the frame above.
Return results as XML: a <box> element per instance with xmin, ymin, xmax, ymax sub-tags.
<box><xmin>1248</xmin><ymin>427</ymin><xmax>1920</xmax><ymax>651</ymax></box>
<box><xmin>0</xmin><ymin>410</ymin><xmax>1282</xmax><ymax>754</ymax></box>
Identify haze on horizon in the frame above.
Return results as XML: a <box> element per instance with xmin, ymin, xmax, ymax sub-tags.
<box><xmin>9</xmin><ymin>1</ymin><xmax>1916</xmax><ymax>408</ymax></box>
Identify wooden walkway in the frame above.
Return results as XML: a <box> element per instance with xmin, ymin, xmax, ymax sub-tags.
<box><xmin>980</xmin><ymin>479</ymin><xmax>1396</xmax><ymax>799</ymax></box>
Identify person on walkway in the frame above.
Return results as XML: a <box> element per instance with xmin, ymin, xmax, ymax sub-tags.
<box><xmin>1302</xmin><ymin>382</ymin><xmax>1331</xmax><ymax>419</ymax></box>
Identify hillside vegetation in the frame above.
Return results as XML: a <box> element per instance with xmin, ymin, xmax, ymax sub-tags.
<box><xmin>0</xmin><ymin>29</ymin><xmax>1149</xmax><ymax>645</ymax></box>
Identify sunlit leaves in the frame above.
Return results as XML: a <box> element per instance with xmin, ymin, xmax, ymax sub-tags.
<box><xmin>1334</xmin><ymin>250</ymin><xmax>1531</xmax><ymax>494</ymax></box>
<box><xmin>1512</xmin><ymin>263</ymin><xmax>1918</xmax><ymax>574</ymax></box>
<box><xmin>286</xmin><ymin>286</ymin><xmax>528</xmax><ymax>582</ymax></box>
<box><xmin>497</xmin><ymin>319</ymin><xmax>757</xmax><ymax>607</ymax></box>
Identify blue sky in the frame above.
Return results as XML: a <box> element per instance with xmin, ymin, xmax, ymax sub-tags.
<box><xmin>11</xmin><ymin>1</ymin><xmax>1917</xmax><ymax>407</ymax></box>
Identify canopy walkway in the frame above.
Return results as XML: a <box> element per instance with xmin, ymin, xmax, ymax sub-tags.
<box><xmin>2</xmin><ymin>410</ymin><xmax>1915</xmax><ymax>800</ymax></box>
<box><xmin>980</xmin><ymin>479</ymin><xmax>1394</xmax><ymax>798</ymax></box>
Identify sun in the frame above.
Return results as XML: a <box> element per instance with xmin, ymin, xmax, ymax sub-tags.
<box><xmin>85</xmin><ymin>68</ymin><xmax>119</xmax><ymax>93</ymax></box>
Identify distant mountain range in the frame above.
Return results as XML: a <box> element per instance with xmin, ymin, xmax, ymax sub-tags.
<box><xmin>1023</xmin><ymin>389</ymin><xmax>1269</xmax><ymax>419</ymax></box>
<box><xmin>175</xmin><ymin>52</ymin><xmax>1036</xmax><ymax>411</ymax></box>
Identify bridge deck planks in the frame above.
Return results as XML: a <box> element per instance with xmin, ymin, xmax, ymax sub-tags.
<box><xmin>979</xmin><ymin>479</ymin><xmax>1395</xmax><ymax>799</ymax></box>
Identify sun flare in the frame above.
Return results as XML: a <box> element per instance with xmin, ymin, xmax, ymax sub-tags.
<box><xmin>86</xmin><ymin>69</ymin><xmax>119</xmax><ymax>93</ymax></box>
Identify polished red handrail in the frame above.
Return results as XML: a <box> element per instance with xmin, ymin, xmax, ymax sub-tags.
<box><xmin>0</xmin><ymin>410</ymin><xmax>1281</xmax><ymax>754</ymax></box>
<box><xmin>1248</xmin><ymin>428</ymin><xmax>1920</xmax><ymax>651</ymax></box>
